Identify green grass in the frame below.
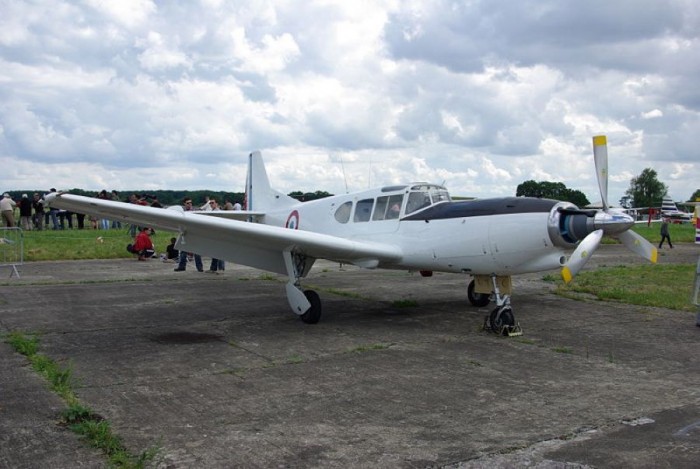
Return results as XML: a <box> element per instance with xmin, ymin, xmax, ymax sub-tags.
<box><xmin>631</xmin><ymin>222</ymin><xmax>694</xmax><ymax>243</ymax></box>
<box><xmin>599</xmin><ymin>222</ymin><xmax>695</xmax><ymax>244</ymax></box>
<box><xmin>557</xmin><ymin>264</ymin><xmax>696</xmax><ymax>311</ymax></box>
<box><xmin>21</xmin><ymin>228</ymin><xmax>176</xmax><ymax>261</ymax></box>
<box><xmin>4</xmin><ymin>331</ymin><xmax>159</xmax><ymax>468</ymax></box>
<box><xmin>346</xmin><ymin>343</ymin><xmax>392</xmax><ymax>353</ymax></box>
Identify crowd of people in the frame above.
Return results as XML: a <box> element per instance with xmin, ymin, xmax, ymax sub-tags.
<box><xmin>1</xmin><ymin>191</ymin><xmax>242</xmax><ymax>273</ymax></box>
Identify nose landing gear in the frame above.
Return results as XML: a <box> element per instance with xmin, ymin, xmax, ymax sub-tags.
<box><xmin>470</xmin><ymin>275</ymin><xmax>523</xmax><ymax>336</ymax></box>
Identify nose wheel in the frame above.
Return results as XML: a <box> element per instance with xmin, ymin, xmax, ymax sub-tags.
<box><xmin>476</xmin><ymin>275</ymin><xmax>523</xmax><ymax>336</ymax></box>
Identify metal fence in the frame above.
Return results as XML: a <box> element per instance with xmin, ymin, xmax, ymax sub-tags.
<box><xmin>0</xmin><ymin>227</ymin><xmax>23</xmax><ymax>278</ymax></box>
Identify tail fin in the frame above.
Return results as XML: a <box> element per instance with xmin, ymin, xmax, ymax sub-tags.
<box><xmin>245</xmin><ymin>151</ymin><xmax>299</xmax><ymax>211</ymax></box>
<box><xmin>661</xmin><ymin>197</ymin><xmax>678</xmax><ymax>213</ymax></box>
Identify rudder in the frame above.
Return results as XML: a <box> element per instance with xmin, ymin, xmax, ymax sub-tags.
<box><xmin>245</xmin><ymin>151</ymin><xmax>298</xmax><ymax>212</ymax></box>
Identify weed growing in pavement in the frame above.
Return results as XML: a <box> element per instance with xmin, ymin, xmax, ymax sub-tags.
<box><xmin>392</xmin><ymin>299</ymin><xmax>418</xmax><ymax>308</ymax></box>
<box><xmin>346</xmin><ymin>343</ymin><xmax>392</xmax><ymax>353</ymax></box>
<box><xmin>4</xmin><ymin>331</ymin><xmax>160</xmax><ymax>468</ymax></box>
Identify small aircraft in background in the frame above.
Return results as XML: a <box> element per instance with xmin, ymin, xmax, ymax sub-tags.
<box><xmin>661</xmin><ymin>197</ymin><xmax>693</xmax><ymax>222</ymax></box>
<box><xmin>46</xmin><ymin>136</ymin><xmax>657</xmax><ymax>333</ymax></box>
<box><xmin>629</xmin><ymin>197</ymin><xmax>693</xmax><ymax>225</ymax></box>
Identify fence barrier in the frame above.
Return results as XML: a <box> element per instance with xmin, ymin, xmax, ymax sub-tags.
<box><xmin>0</xmin><ymin>227</ymin><xmax>23</xmax><ymax>278</ymax></box>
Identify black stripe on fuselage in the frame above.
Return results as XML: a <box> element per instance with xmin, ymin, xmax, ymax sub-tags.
<box><xmin>402</xmin><ymin>197</ymin><xmax>559</xmax><ymax>221</ymax></box>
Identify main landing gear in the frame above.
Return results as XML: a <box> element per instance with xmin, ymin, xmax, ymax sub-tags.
<box><xmin>468</xmin><ymin>276</ymin><xmax>523</xmax><ymax>337</ymax></box>
<box><xmin>283</xmin><ymin>249</ymin><xmax>322</xmax><ymax>324</ymax></box>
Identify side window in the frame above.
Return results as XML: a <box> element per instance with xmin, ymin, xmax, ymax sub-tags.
<box><xmin>372</xmin><ymin>196</ymin><xmax>389</xmax><ymax>221</ymax></box>
<box><xmin>334</xmin><ymin>201</ymin><xmax>352</xmax><ymax>223</ymax></box>
<box><xmin>354</xmin><ymin>198</ymin><xmax>373</xmax><ymax>222</ymax></box>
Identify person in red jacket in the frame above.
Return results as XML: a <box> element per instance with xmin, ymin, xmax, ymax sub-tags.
<box><xmin>129</xmin><ymin>227</ymin><xmax>155</xmax><ymax>260</ymax></box>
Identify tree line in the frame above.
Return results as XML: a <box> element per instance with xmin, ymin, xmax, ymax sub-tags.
<box><xmin>517</xmin><ymin>168</ymin><xmax>699</xmax><ymax>208</ymax></box>
<box><xmin>1</xmin><ymin>189</ymin><xmax>334</xmax><ymax>206</ymax></box>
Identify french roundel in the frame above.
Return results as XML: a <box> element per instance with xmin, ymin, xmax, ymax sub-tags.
<box><xmin>285</xmin><ymin>210</ymin><xmax>300</xmax><ymax>229</ymax></box>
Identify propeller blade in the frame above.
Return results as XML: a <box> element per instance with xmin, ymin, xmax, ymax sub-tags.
<box><xmin>618</xmin><ymin>230</ymin><xmax>658</xmax><ymax>264</ymax></box>
<box><xmin>561</xmin><ymin>229</ymin><xmax>603</xmax><ymax>283</ymax></box>
<box><xmin>592</xmin><ymin>135</ymin><xmax>609</xmax><ymax>210</ymax></box>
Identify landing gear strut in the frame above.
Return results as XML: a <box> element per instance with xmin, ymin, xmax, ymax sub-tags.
<box><xmin>282</xmin><ymin>249</ymin><xmax>320</xmax><ymax>324</ymax></box>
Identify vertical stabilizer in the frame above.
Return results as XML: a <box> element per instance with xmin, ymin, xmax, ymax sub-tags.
<box><xmin>246</xmin><ymin>151</ymin><xmax>299</xmax><ymax>212</ymax></box>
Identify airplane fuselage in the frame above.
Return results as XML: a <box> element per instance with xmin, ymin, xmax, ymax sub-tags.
<box><xmin>261</xmin><ymin>184</ymin><xmax>568</xmax><ymax>276</ymax></box>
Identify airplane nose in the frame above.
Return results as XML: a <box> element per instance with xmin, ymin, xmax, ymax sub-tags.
<box><xmin>592</xmin><ymin>211</ymin><xmax>634</xmax><ymax>236</ymax></box>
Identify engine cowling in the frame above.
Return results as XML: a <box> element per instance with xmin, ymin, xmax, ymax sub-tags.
<box><xmin>547</xmin><ymin>201</ymin><xmax>635</xmax><ymax>249</ymax></box>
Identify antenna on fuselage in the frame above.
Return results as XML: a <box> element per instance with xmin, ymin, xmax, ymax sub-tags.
<box><xmin>338</xmin><ymin>155</ymin><xmax>349</xmax><ymax>194</ymax></box>
<box><xmin>368</xmin><ymin>156</ymin><xmax>372</xmax><ymax>188</ymax></box>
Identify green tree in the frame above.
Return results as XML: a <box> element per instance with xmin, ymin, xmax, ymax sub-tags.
<box><xmin>689</xmin><ymin>189</ymin><xmax>700</xmax><ymax>202</ymax></box>
<box><xmin>625</xmin><ymin>168</ymin><xmax>668</xmax><ymax>208</ymax></box>
<box><xmin>515</xmin><ymin>180</ymin><xmax>590</xmax><ymax>207</ymax></box>
<box><xmin>288</xmin><ymin>190</ymin><xmax>333</xmax><ymax>201</ymax></box>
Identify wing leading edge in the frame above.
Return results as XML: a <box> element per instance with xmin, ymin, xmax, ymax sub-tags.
<box><xmin>46</xmin><ymin>193</ymin><xmax>402</xmax><ymax>274</ymax></box>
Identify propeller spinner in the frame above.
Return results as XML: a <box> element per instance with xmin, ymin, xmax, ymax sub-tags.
<box><xmin>560</xmin><ymin>136</ymin><xmax>658</xmax><ymax>282</ymax></box>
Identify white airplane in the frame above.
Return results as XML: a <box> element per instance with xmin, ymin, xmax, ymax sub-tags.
<box><xmin>45</xmin><ymin>136</ymin><xmax>657</xmax><ymax>332</ymax></box>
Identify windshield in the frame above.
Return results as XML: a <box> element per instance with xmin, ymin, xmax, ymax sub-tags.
<box><xmin>405</xmin><ymin>185</ymin><xmax>451</xmax><ymax>215</ymax></box>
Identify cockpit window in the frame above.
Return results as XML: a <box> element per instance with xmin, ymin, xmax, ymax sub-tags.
<box><xmin>334</xmin><ymin>201</ymin><xmax>352</xmax><ymax>223</ymax></box>
<box><xmin>406</xmin><ymin>192</ymin><xmax>431</xmax><ymax>214</ymax></box>
<box><xmin>405</xmin><ymin>185</ymin><xmax>451</xmax><ymax>215</ymax></box>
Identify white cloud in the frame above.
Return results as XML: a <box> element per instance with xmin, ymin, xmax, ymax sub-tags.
<box><xmin>641</xmin><ymin>109</ymin><xmax>663</xmax><ymax>119</ymax></box>
<box><xmin>0</xmin><ymin>0</ymin><xmax>697</xmax><ymax>205</ymax></box>
<box><xmin>84</xmin><ymin>0</ymin><xmax>156</xmax><ymax>29</ymax></box>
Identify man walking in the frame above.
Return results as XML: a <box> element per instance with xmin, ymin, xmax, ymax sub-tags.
<box><xmin>658</xmin><ymin>218</ymin><xmax>673</xmax><ymax>249</ymax></box>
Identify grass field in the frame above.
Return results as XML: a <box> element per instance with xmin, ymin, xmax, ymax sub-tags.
<box><xmin>17</xmin><ymin>227</ymin><xmax>177</xmax><ymax>261</ymax></box>
<box><xmin>554</xmin><ymin>264</ymin><xmax>697</xmax><ymax>312</ymax></box>
<box><xmin>629</xmin><ymin>221</ymin><xmax>696</xmax><ymax>244</ymax></box>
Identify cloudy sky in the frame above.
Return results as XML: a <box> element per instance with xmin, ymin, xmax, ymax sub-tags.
<box><xmin>1</xmin><ymin>0</ymin><xmax>698</xmax><ymax>205</ymax></box>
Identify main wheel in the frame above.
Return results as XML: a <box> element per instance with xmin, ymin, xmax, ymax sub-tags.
<box><xmin>489</xmin><ymin>306</ymin><xmax>515</xmax><ymax>334</ymax></box>
<box><xmin>300</xmin><ymin>290</ymin><xmax>322</xmax><ymax>324</ymax></box>
<box><xmin>468</xmin><ymin>279</ymin><xmax>491</xmax><ymax>307</ymax></box>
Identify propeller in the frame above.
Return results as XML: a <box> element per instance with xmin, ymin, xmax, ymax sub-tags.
<box><xmin>593</xmin><ymin>135</ymin><xmax>609</xmax><ymax>210</ymax></box>
<box><xmin>560</xmin><ymin>136</ymin><xmax>658</xmax><ymax>283</ymax></box>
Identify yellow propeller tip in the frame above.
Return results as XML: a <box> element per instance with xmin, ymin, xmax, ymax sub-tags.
<box><xmin>593</xmin><ymin>135</ymin><xmax>607</xmax><ymax>146</ymax></box>
<box><xmin>650</xmin><ymin>248</ymin><xmax>658</xmax><ymax>264</ymax></box>
<box><xmin>561</xmin><ymin>266</ymin><xmax>573</xmax><ymax>283</ymax></box>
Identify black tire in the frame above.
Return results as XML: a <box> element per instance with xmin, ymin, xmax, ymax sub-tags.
<box><xmin>301</xmin><ymin>290</ymin><xmax>322</xmax><ymax>324</ymax></box>
<box><xmin>468</xmin><ymin>279</ymin><xmax>491</xmax><ymax>307</ymax></box>
<box><xmin>489</xmin><ymin>306</ymin><xmax>515</xmax><ymax>334</ymax></box>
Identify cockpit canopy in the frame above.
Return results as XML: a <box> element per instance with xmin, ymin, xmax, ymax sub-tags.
<box><xmin>333</xmin><ymin>183</ymin><xmax>451</xmax><ymax>224</ymax></box>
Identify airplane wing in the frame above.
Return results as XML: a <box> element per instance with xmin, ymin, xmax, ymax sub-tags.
<box><xmin>45</xmin><ymin>193</ymin><xmax>402</xmax><ymax>275</ymax></box>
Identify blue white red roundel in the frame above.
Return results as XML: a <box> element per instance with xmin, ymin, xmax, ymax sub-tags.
<box><xmin>285</xmin><ymin>210</ymin><xmax>300</xmax><ymax>229</ymax></box>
